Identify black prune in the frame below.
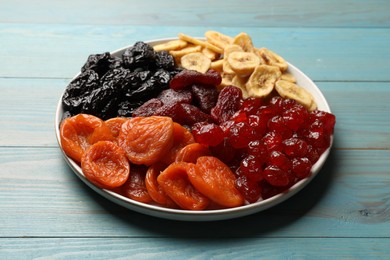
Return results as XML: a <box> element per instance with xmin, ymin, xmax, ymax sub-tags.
<box><xmin>126</xmin><ymin>69</ymin><xmax>170</xmax><ymax>101</ymax></box>
<box><xmin>62</xmin><ymin>69</ymin><xmax>100</xmax><ymax>115</ymax></box>
<box><xmin>117</xmin><ymin>100</ymin><xmax>144</xmax><ymax>117</ymax></box>
<box><xmin>155</xmin><ymin>51</ymin><xmax>175</xmax><ymax>70</ymax></box>
<box><xmin>122</xmin><ymin>41</ymin><xmax>156</xmax><ymax>69</ymax></box>
<box><xmin>81</xmin><ymin>52</ymin><xmax>112</xmax><ymax>77</ymax></box>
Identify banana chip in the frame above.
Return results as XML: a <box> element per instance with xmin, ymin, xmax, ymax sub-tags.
<box><xmin>227</xmin><ymin>52</ymin><xmax>260</xmax><ymax>76</ymax></box>
<box><xmin>246</xmin><ymin>65</ymin><xmax>281</xmax><ymax>98</ymax></box>
<box><xmin>181</xmin><ymin>52</ymin><xmax>211</xmax><ymax>73</ymax></box>
<box><xmin>153</xmin><ymin>40</ymin><xmax>188</xmax><ymax>52</ymax></box>
<box><xmin>275</xmin><ymin>80</ymin><xmax>314</xmax><ymax>109</ymax></box>
<box><xmin>205</xmin><ymin>30</ymin><xmax>233</xmax><ymax>50</ymax></box>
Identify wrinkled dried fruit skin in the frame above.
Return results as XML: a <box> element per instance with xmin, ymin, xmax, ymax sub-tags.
<box><xmin>155</xmin><ymin>103</ymin><xmax>213</xmax><ymax>127</ymax></box>
<box><xmin>62</xmin><ymin>42</ymin><xmax>179</xmax><ymax>119</ymax></box>
<box><xmin>81</xmin><ymin>52</ymin><xmax>113</xmax><ymax>77</ymax></box>
<box><xmin>157</xmin><ymin>88</ymin><xmax>193</xmax><ymax>105</ymax></box>
<box><xmin>169</xmin><ymin>69</ymin><xmax>222</xmax><ymax>90</ymax></box>
<box><xmin>211</xmin><ymin>86</ymin><xmax>243</xmax><ymax>124</ymax></box>
<box><xmin>122</xmin><ymin>41</ymin><xmax>156</xmax><ymax>69</ymax></box>
<box><xmin>62</xmin><ymin>70</ymin><xmax>100</xmax><ymax>115</ymax></box>
<box><xmin>191</xmin><ymin>84</ymin><xmax>219</xmax><ymax>113</ymax></box>
<box><xmin>132</xmin><ymin>98</ymin><xmax>164</xmax><ymax>117</ymax></box>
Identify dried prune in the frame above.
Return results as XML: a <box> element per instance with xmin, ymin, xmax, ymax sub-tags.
<box><xmin>81</xmin><ymin>52</ymin><xmax>112</xmax><ymax>77</ymax></box>
<box><xmin>126</xmin><ymin>70</ymin><xmax>170</xmax><ymax>101</ymax></box>
<box><xmin>122</xmin><ymin>41</ymin><xmax>156</xmax><ymax>69</ymax></box>
<box><xmin>191</xmin><ymin>84</ymin><xmax>219</xmax><ymax>113</ymax></box>
<box><xmin>169</xmin><ymin>69</ymin><xmax>222</xmax><ymax>90</ymax></box>
<box><xmin>62</xmin><ymin>69</ymin><xmax>100</xmax><ymax>115</ymax></box>
<box><xmin>156</xmin><ymin>51</ymin><xmax>175</xmax><ymax>70</ymax></box>
<box><xmin>117</xmin><ymin>100</ymin><xmax>144</xmax><ymax>117</ymax></box>
<box><xmin>211</xmin><ymin>86</ymin><xmax>243</xmax><ymax>124</ymax></box>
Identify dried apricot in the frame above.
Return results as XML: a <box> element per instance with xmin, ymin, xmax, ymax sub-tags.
<box><xmin>81</xmin><ymin>141</ymin><xmax>130</xmax><ymax>189</ymax></box>
<box><xmin>60</xmin><ymin>114</ymin><xmax>114</xmax><ymax>163</ymax></box>
<box><xmin>161</xmin><ymin>122</ymin><xmax>195</xmax><ymax>165</ymax></box>
<box><xmin>118</xmin><ymin>116</ymin><xmax>174</xmax><ymax>165</ymax></box>
<box><xmin>157</xmin><ymin>162</ymin><xmax>210</xmax><ymax>210</ymax></box>
<box><xmin>122</xmin><ymin>164</ymin><xmax>152</xmax><ymax>203</ymax></box>
<box><xmin>105</xmin><ymin>117</ymin><xmax>129</xmax><ymax>140</ymax></box>
<box><xmin>175</xmin><ymin>143</ymin><xmax>211</xmax><ymax>163</ymax></box>
<box><xmin>190</xmin><ymin>156</ymin><xmax>244</xmax><ymax>208</ymax></box>
<box><xmin>145</xmin><ymin>163</ymin><xmax>177</xmax><ymax>207</ymax></box>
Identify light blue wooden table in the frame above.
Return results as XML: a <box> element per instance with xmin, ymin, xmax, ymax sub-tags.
<box><xmin>1</xmin><ymin>0</ymin><xmax>389</xmax><ymax>258</ymax></box>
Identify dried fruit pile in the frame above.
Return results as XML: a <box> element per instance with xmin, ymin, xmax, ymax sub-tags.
<box><xmin>59</xmin><ymin>30</ymin><xmax>336</xmax><ymax>210</ymax></box>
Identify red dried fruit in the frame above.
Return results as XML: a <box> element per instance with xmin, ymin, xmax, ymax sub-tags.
<box><xmin>240</xmin><ymin>97</ymin><xmax>263</xmax><ymax>115</ymax></box>
<box><xmin>210</xmin><ymin>137</ymin><xmax>236</xmax><ymax>164</ymax></box>
<box><xmin>282</xmin><ymin>104</ymin><xmax>309</xmax><ymax>131</ymax></box>
<box><xmin>291</xmin><ymin>157</ymin><xmax>312</xmax><ymax>179</ymax></box>
<box><xmin>169</xmin><ymin>69</ymin><xmax>222</xmax><ymax>90</ymax></box>
<box><xmin>191</xmin><ymin>122</ymin><xmax>224</xmax><ymax>147</ymax></box>
<box><xmin>235</xmin><ymin>175</ymin><xmax>261</xmax><ymax>203</ymax></box>
<box><xmin>155</xmin><ymin>103</ymin><xmax>213</xmax><ymax>126</ymax></box>
<box><xmin>267</xmin><ymin>150</ymin><xmax>292</xmax><ymax>172</ymax></box>
<box><xmin>229</xmin><ymin>121</ymin><xmax>256</xmax><ymax>149</ymax></box>
<box><xmin>263</xmin><ymin>165</ymin><xmax>291</xmax><ymax>187</ymax></box>
<box><xmin>157</xmin><ymin>88</ymin><xmax>192</xmax><ymax>105</ymax></box>
<box><xmin>191</xmin><ymin>84</ymin><xmax>219</xmax><ymax>113</ymax></box>
<box><xmin>282</xmin><ymin>137</ymin><xmax>308</xmax><ymax>158</ymax></box>
<box><xmin>211</xmin><ymin>86</ymin><xmax>243</xmax><ymax>124</ymax></box>
<box><xmin>262</xmin><ymin>131</ymin><xmax>283</xmax><ymax>152</ymax></box>
<box><xmin>238</xmin><ymin>154</ymin><xmax>263</xmax><ymax>182</ymax></box>
<box><xmin>132</xmin><ymin>98</ymin><xmax>163</xmax><ymax>117</ymax></box>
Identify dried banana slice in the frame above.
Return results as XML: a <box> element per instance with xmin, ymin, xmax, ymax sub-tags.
<box><xmin>178</xmin><ymin>33</ymin><xmax>223</xmax><ymax>54</ymax></box>
<box><xmin>232</xmin><ymin>32</ymin><xmax>255</xmax><ymax>53</ymax></box>
<box><xmin>222</xmin><ymin>44</ymin><xmax>244</xmax><ymax>74</ymax></box>
<box><xmin>275</xmin><ymin>80</ymin><xmax>315</xmax><ymax>109</ymax></box>
<box><xmin>202</xmin><ymin>47</ymin><xmax>219</xmax><ymax>61</ymax></box>
<box><xmin>227</xmin><ymin>51</ymin><xmax>260</xmax><ymax>76</ymax></box>
<box><xmin>205</xmin><ymin>30</ymin><xmax>233</xmax><ymax>50</ymax></box>
<box><xmin>232</xmin><ymin>75</ymin><xmax>249</xmax><ymax>99</ymax></box>
<box><xmin>280</xmin><ymin>72</ymin><xmax>296</xmax><ymax>83</ymax></box>
<box><xmin>181</xmin><ymin>52</ymin><xmax>211</xmax><ymax>73</ymax></box>
<box><xmin>257</xmin><ymin>48</ymin><xmax>288</xmax><ymax>72</ymax></box>
<box><xmin>219</xmin><ymin>72</ymin><xmax>235</xmax><ymax>89</ymax></box>
<box><xmin>210</xmin><ymin>59</ymin><xmax>224</xmax><ymax>72</ymax></box>
<box><xmin>170</xmin><ymin>44</ymin><xmax>202</xmax><ymax>62</ymax></box>
<box><xmin>153</xmin><ymin>40</ymin><xmax>188</xmax><ymax>52</ymax></box>
<box><xmin>246</xmin><ymin>65</ymin><xmax>281</xmax><ymax>98</ymax></box>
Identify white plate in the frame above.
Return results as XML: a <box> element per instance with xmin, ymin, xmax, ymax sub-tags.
<box><xmin>55</xmin><ymin>38</ymin><xmax>333</xmax><ymax>221</ymax></box>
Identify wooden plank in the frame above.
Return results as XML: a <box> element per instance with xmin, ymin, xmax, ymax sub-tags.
<box><xmin>1</xmin><ymin>0</ymin><xmax>389</xmax><ymax>28</ymax></box>
<box><xmin>1</xmin><ymin>78</ymin><xmax>389</xmax><ymax>149</ymax></box>
<box><xmin>0</xmin><ymin>25</ymin><xmax>389</xmax><ymax>81</ymax></box>
<box><xmin>1</xmin><ymin>148</ymin><xmax>389</xmax><ymax>238</ymax></box>
<box><xmin>0</xmin><ymin>237</ymin><xmax>389</xmax><ymax>259</ymax></box>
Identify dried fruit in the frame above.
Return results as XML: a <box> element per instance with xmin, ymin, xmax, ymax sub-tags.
<box><xmin>181</xmin><ymin>52</ymin><xmax>211</xmax><ymax>73</ymax></box>
<box><xmin>246</xmin><ymin>65</ymin><xmax>281</xmax><ymax>98</ymax></box>
<box><xmin>157</xmin><ymin>162</ymin><xmax>210</xmax><ymax>210</ymax></box>
<box><xmin>81</xmin><ymin>141</ymin><xmax>130</xmax><ymax>189</ymax></box>
<box><xmin>118</xmin><ymin>116</ymin><xmax>174</xmax><ymax>165</ymax></box>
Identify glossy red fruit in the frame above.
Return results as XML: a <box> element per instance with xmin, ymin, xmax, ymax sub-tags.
<box><xmin>191</xmin><ymin>122</ymin><xmax>224</xmax><ymax>147</ymax></box>
<box><xmin>235</xmin><ymin>175</ymin><xmax>262</xmax><ymax>203</ymax></box>
<box><xmin>211</xmin><ymin>86</ymin><xmax>242</xmax><ymax>124</ymax></box>
<box><xmin>282</xmin><ymin>137</ymin><xmax>308</xmax><ymax>158</ymax></box>
<box><xmin>263</xmin><ymin>165</ymin><xmax>291</xmax><ymax>187</ymax></box>
<box><xmin>291</xmin><ymin>157</ymin><xmax>312</xmax><ymax>179</ymax></box>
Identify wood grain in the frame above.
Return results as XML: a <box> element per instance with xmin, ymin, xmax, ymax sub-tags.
<box><xmin>1</xmin><ymin>0</ymin><xmax>389</xmax><ymax>28</ymax></box>
<box><xmin>0</xmin><ymin>25</ymin><xmax>389</xmax><ymax>81</ymax></box>
<box><xmin>0</xmin><ymin>237</ymin><xmax>389</xmax><ymax>259</ymax></box>
<box><xmin>1</xmin><ymin>148</ymin><xmax>389</xmax><ymax>238</ymax></box>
